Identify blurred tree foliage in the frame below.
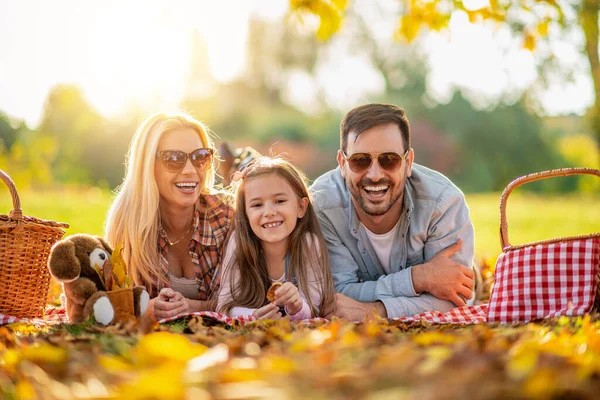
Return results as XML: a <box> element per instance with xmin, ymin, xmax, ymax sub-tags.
<box><xmin>367</xmin><ymin>54</ymin><xmax>567</xmax><ymax>192</ymax></box>
<box><xmin>290</xmin><ymin>0</ymin><xmax>600</xmax><ymax>160</ymax></box>
<box><xmin>0</xmin><ymin>4</ymin><xmax>596</xmax><ymax>193</ymax></box>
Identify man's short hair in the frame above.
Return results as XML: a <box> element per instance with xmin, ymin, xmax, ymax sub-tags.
<box><xmin>340</xmin><ymin>103</ymin><xmax>410</xmax><ymax>153</ymax></box>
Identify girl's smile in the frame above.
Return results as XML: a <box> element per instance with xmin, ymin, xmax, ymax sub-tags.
<box><xmin>244</xmin><ymin>173</ymin><xmax>308</xmax><ymax>248</ymax></box>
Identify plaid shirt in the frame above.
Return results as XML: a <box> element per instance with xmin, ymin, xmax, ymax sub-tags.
<box><xmin>153</xmin><ymin>194</ymin><xmax>233</xmax><ymax>300</ymax></box>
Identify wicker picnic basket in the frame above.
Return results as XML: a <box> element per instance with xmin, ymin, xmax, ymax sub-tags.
<box><xmin>0</xmin><ymin>169</ymin><xmax>69</xmax><ymax>318</ymax></box>
<box><xmin>488</xmin><ymin>168</ymin><xmax>600</xmax><ymax>322</ymax></box>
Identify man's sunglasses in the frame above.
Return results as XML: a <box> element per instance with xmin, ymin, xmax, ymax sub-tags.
<box><xmin>342</xmin><ymin>150</ymin><xmax>409</xmax><ymax>173</ymax></box>
<box><xmin>156</xmin><ymin>148</ymin><xmax>214</xmax><ymax>173</ymax></box>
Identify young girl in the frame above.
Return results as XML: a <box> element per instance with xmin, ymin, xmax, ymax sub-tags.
<box><xmin>216</xmin><ymin>157</ymin><xmax>335</xmax><ymax>320</ymax></box>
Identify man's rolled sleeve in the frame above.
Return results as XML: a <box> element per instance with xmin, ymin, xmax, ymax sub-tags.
<box><xmin>379</xmin><ymin>293</ymin><xmax>454</xmax><ymax>319</ymax></box>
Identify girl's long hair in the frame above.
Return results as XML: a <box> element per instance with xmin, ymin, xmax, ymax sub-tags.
<box><xmin>104</xmin><ymin>112</ymin><xmax>216</xmax><ymax>287</ymax></box>
<box><xmin>221</xmin><ymin>157</ymin><xmax>335</xmax><ymax>317</ymax></box>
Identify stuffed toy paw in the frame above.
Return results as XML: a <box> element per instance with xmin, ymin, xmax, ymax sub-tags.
<box><xmin>48</xmin><ymin>234</ymin><xmax>149</xmax><ymax>326</ymax></box>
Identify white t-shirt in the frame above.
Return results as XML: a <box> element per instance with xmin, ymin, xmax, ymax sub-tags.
<box><xmin>363</xmin><ymin>221</ymin><xmax>401</xmax><ymax>274</ymax></box>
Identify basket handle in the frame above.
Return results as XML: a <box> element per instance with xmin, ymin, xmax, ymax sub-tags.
<box><xmin>499</xmin><ymin>167</ymin><xmax>600</xmax><ymax>249</ymax></box>
<box><xmin>0</xmin><ymin>169</ymin><xmax>23</xmax><ymax>220</ymax></box>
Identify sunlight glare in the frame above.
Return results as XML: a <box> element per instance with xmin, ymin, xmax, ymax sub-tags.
<box><xmin>462</xmin><ymin>0</ymin><xmax>489</xmax><ymax>11</ymax></box>
<box><xmin>426</xmin><ymin>11</ymin><xmax>536</xmax><ymax>108</ymax></box>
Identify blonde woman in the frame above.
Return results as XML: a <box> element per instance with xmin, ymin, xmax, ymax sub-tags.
<box><xmin>105</xmin><ymin>112</ymin><xmax>233</xmax><ymax>320</ymax></box>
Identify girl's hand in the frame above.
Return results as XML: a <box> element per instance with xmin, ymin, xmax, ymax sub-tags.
<box><xmin>152</xmin><ymin>288</ymin><xmax>189</xmax><ymax>320</ymax></box>
<box><xmin>252</xmin><ymin>303</ymin><xmax>282</xmax><ymax>320</ymax></box>
<box><xmin>274</xmin><ymin>282</ymin><xmax>303</xmax><ymax>316</ymax></box>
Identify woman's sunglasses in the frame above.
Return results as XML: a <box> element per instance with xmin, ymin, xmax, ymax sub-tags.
<box><xmin>156</xmin><ymin>148</ymin><xmax>214</xmax><ymax>173</ymax></box>
<box><xmin>342</xmin><ymin>150</ymin><xmax>409</xmax><ymax>173</ymax></box>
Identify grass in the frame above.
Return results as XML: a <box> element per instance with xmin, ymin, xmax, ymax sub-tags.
<box><xmin>0</xmin><ymin>186</ymin><xmax>113</xmax><ymax>237</ymax></box>
<box><xmin>1</xmin><ymin>186</ymin><xmax>598</xmax><ymax>260</ymax></box>
<box><xmin>468</xmin><ymin>191</ymin><xmax>600</xmax><ymax>261</ymax></box>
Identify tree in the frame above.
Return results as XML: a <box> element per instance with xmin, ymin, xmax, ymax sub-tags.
<box><xmin>290</xmin><ymin>0</ymin><xmax>600</xmax><ymax>160</ymax></box>
<box><xmin>0</xmin><ymin>112</ymin><xmax>19</xmax><ymax>152</ymax></box>
<box><xmin>37</xmin><ymin>84</ymin><xmax>133</xmax><ymax>188</ymax></box>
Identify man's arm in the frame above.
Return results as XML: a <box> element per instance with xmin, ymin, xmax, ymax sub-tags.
<box><xmin>416</xmin><ymin>188</ymin><xmax>476</xmax><ymax>305</ymax></box>
<box><xmin>334</xmin><ymin>292</ymin><xmax>454</xmax><ymax>320</ymax></box>
<box><xmin>378</xmin><ymin>293</ymin><xmax>455</xmax><ymax>319</ymax></box>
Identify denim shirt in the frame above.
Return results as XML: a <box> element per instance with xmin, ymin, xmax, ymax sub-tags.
<box><xmin>310</xmin><ymin>163</ymin><xmax>475</xmax><ymax>318</ymax></box>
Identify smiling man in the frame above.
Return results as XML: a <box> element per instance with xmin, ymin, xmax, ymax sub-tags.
<box><xmin>311</xmin><ymin>103</ymin><xmax>479</xmax><ymax>320</ymax></box>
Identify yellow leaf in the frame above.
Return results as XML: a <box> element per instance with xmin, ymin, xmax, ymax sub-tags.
<box><xmin>428</xmin><ymin>14</ymin><xmax>450</xmax><ymax>32</ymax></box>
<box><xmin>259</xmin><ymin>355</ymin><xmax>296</xmax><ymax>373</ymax></box>
<box><xmin>315</xmin><ymin>3</ymin><xmax>342</xmax><ymax>41</ymax></box>
<box><xmin>331</xmin><ymin>0</ymin><xmax>347</xmax><ymax>12</ymax></box>
<box><xmin>412</xmin><ymin>331</ymin><xmax>457</xmax><ymax>346</ymax></box>
<box><xmin>507</xmin><ymin>344</ymin><xmax>538</xmax><ymax>380</ymax></box>
<box><xmin>523</xmin><ymin>31</ymin><xmax>536</xmax><ymax>51</ymax></box>
<box><xmin>1</xmin><ymin>348</ymin><xmax>21</xmax><ymax>373</ymax></box>
<box><xmin>110</xmin><ymin>243</ymin><xmax>129</xmax><ymax>289</ymax></box>
<box><xmin>289</xmin><ymin>0</ymin><xmax>345</xmax><ymax>41</ymax></box>
<box><xmin>466</xmin><ymin>10</ymin><xmax>479</xmax><ymax>23</ymax></box>
<box><xmin>340</xmin><ymin>329</ymin><xmax>362</xmax><ymax>347</ymax></box>
<box><xmin>118</xmin><ymin>364</ymin><xmax>185</xmax><ymax>400</ymax></box>
<box><xmin>132</xmin><ymin>332</ymin><xmax>207</xmax><ymax>366</ymax></box>
<box><xmin>395</xmin><ymin>15</ymin><xmax>421</xmax><ymax>43</ymax></box>
<box><xmin>217</xmin><ymin>361</ymin><xmax>263</xmax><ymax>383</ymax></box>
<box><xmin>523</xmin><ymin>368</ymin><xmax>557</xmax><ymax>398</ymax></box>
<box><xmin>15</xmin><ymin>380</ymin><xmax>36</xmax><ymax>399</ymax></box>
<box><xmin>363</xmin><ymin>319</ymin><xmax>384</xmax><ymax>338</ymax></box>
<box><xmin>99</xmin><ymin>354</ymin><xmax>135</xmax><ymax>373</ymax></box>
<box><xmin>418</xmin><ymin>347</ymin><xmax>453</xmax><ymax>375</ymax></box>
<box><xmin>93</xmin><ymin>264</ymin><xmax>105</xmax><ymax>286</ymax></box>
<box><xmin>5</xmin><ymin>322</ymin><xmax>43</xmax><ymax>335</ymax></box>
<box><xmin>537</xmin><ymin>21</ymin><xmax>549</xmax><ymax>36</ymax></box>
<box><xmin>21</xmin><ymin>343</ymin><xmax>67</xmax><ymax>365</ymax></box>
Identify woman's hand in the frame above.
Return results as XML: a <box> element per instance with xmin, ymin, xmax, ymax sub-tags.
<box><xmin>252</xmin><ymin>303</ymin><xmax>282</xmax><ymax>320</ymax></box>
<box><xmin>273</xmin><ymin>282</ymin><xmax>303</xmax><ymax>316</ymax></box>
<box><xmin>151</xmin><ymin>288</ymin><xmax>189</xmax><ymax>320</ymax></box>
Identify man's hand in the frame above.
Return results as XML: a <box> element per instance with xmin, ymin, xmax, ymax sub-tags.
<box><xmin>333</xmin><ymin>293</ymin><xmax>387</xmax><ymax>321</ymax></box>
<box><xmin>412</xmin><ymin>239</ymin><xmax>474</xmax><ymax>307</ymax></box>
<box><xmin>151</xmin><ymin>288</ymin><xmax>190</xmax><ymax>320</ymax></box>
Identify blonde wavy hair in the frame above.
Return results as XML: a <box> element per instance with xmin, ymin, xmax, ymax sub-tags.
<box><xmin>104</xmin><ymin>112</ymin><xmax>216</xmax><ymax>287</ymax></box>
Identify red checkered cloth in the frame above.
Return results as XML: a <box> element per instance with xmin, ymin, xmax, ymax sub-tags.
<box><xmin>1</xmin><ymin>306</ymin><xmax>488</xmax><ymax>327</ymax></box>
<box><xmin>0</xmin><ymin>307</ymin><xmax>69</xmax><ymax>326</ymax></box>
<box><xmin>488</xmin><ymin>238</ymin><xmax>600</xmax><ymax>323</ymax></box>
<box><xmin>398</xmin><ymin>304</ymin><xmax>488</xmax><ymax>324</ymax></box>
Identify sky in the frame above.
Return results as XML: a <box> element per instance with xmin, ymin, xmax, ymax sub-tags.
<box><xmin>0</xmin><ymin>0</ymin><xmax>594</xmax><ymax>127</ymax></box>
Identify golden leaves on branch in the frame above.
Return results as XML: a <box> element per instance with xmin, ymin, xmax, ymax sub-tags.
<box><xmin>395</xmin><ymin>1</ymin><xmax>451</xmax><ymax>43</ymax></box>
<box><xmin>289</xmin><ymin>0</ymin><xmax>348</xmax><ymax>41</ymax></box>
<box><xmin>290</xmin><ymin>0</ymin><xmax>565</xmax><ymax>52</ymax></box>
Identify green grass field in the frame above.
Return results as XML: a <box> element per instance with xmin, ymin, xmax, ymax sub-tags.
<box><xmin>1</xmin><ymin>187</ymin><xmax>598</xmax><ymax>260</ymax></box>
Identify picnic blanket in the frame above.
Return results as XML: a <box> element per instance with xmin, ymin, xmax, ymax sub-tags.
<box><xmin>0</xmin><ymin>304</ymin><xmax>489</xmax><ymax>327</ymax></box>
<box><xmin>0</xmin><ymin>307</ymin><xmax>69</xmax><ymax>326</ymax></box>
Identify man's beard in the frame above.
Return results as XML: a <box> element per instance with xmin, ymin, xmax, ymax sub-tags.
<box><xmin>347</xmin><ymin>174</ymin><xmax>406</xmax><ymax>217</ymax></box>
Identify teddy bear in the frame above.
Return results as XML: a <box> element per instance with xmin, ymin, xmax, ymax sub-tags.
<box><xmin>47</xmin><ymin>233</ymin><xmax>149</xmax><ymax>326</ymax></box>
